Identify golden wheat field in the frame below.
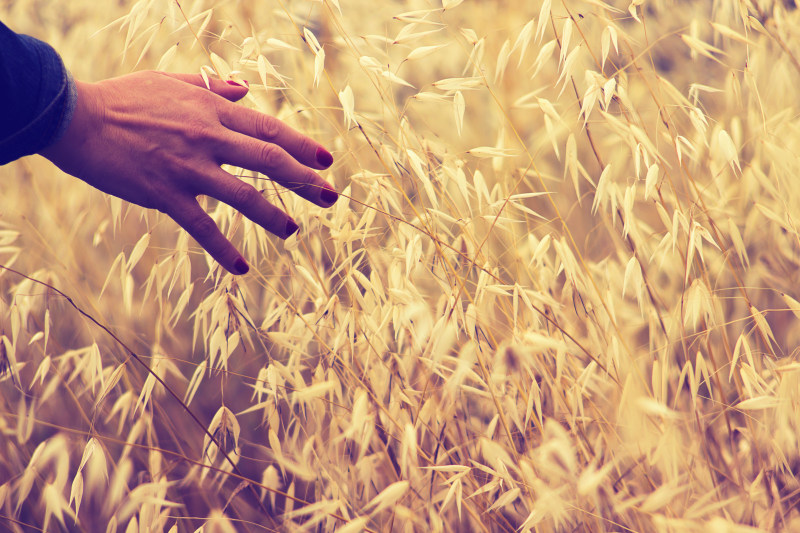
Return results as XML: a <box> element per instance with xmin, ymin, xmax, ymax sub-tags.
<box><xmin>3</xmin><ymin>0</ymin><xmax>800</xmax><ymax>531</ymax></box>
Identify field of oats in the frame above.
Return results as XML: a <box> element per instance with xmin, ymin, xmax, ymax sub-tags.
<box><xmin>2</xmin><ymin>0</ymin><xmax>800</xmax><ymax>531</ymax></box>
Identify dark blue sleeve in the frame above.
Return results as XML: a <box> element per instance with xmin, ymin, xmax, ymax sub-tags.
<box><xmin>0</xmin><ymin>20</ymin><xmax>78</xmax><ymax>165</ymax></box>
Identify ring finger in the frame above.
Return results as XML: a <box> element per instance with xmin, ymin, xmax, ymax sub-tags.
<box><xmin>202</xmin><ymin>168</ymin><xmax>299</xmax><ymax>239</ymax></box>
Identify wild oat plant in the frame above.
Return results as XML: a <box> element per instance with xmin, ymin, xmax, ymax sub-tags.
<box><xmin>1</xmin><ymin>0</ymin><xmax>799</xmax><ymax>531</ymax></box>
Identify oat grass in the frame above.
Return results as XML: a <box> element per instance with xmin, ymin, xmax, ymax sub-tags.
<box><xmin>1</xmin><ymin>0</ymin><xmax>799</xmax><ymax>531</ymax></box>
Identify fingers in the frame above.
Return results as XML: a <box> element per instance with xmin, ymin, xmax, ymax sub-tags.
<box><xmin>219</xmin><ymin>131</ymin><xmax>339</xmax><ymax>207</ymax></box>
<box><xmin>168</xmin><ymin>169</ymin><xmax>302</xmax><ymax>275</ymax></box>
<box><xmin>157</xmin><ymin>71</ymin><xmax>339</xmax><ymax>207</ymax></box>
<box><xmin>167</xmin><ymin>197</ymin><xmax>250</xmax><ymax>275</ymax></box>
<box><xmin>157</xmin><ymin>71</ymin><xmax>249</xmax><ymax>102</ymax></box>
<box><xmin>203</xmin><ymin>169</ymin><xmax>299</xmax><ymax>239</ymax></box>
<box><xmin>216</xmin><ymin>103</ymin><xmax>334</xmax><ymax>171</ymax></box>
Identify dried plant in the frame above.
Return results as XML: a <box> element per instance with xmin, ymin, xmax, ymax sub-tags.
<box><xmin>2</xmin><ymin>0</ymin><xmax>800</xmax><ymax>531</ymax></box>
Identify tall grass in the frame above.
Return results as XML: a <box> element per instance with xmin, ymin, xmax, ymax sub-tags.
<box><xmin>2</xmin><ymin>0</ymin><xmax>800</xmax><ymax>530</ymax></box>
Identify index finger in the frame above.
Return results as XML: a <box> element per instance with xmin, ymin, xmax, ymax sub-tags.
<box><xmin>216</xmin><ymin>102</ymin><xmax>334</xmax><ymax>170</ymax></box>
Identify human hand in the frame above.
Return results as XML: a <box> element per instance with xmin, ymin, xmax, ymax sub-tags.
<box><xmin>39</xmin><ymin>70</ymin><xmax>338</xmax><ymax>275</ymax></box>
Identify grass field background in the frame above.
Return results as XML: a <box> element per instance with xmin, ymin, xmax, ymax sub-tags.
<box><xmin>2</xmin><ymin>0</ymin><xmax>800</xmax><ymax>531</ymax></box>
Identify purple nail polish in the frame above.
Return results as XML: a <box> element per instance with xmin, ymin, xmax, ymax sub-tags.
<box><xmin>234</xmin><ymin>257</ymin><xmax>249</xmax><ymax>275</ymax></box>
<box><xmin>286</xmin><ymin>219</ymin><xmax>299</xmax><ymax>236</ymax></box>
<box><xmin>316</xmin><ymin>147</ymin><xmax>334</xmax><ymax>168</ymax></box>
<box><xmin>320</xmin><ymin>186</ymin><xmax>338</xmax><ymax>206</ymax></box>
<box><xmin>227</xmin><ymin>80</ymin><xmax>247</xmax><ymax>88</ymax></box>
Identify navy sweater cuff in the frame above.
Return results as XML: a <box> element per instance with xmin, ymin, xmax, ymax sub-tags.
<box><xmin>0</xmin><ymin>22</ymin><xmax>78</xmax><ymax>165</ymax></box>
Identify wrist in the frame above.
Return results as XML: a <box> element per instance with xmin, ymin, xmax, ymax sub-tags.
<box><xmin>39</xmin><ymin>80</ymin><xmax>104</xmax><ymax>169</ymax></box>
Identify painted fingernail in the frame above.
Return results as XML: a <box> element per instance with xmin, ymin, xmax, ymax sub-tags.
<box><xmin>234</xmin><ymin>257</ymin><xmax>249</xmax><ymax>275</ymax></box>
<box><xmin>227</xmin><ymin>80</ymin><xmax>247</xmax><ymax>88</ymax></box>
<box><xmin>286</xmin><ymin>219</ymin><xmax>299</xmax><ymax>237</ymax></box>
<box><xmin>316</xmin><ymin>147</ymin><xmax>334</xmax><ymax>168</ymax></box>
<box><xmin>320</xmin><ymin>185</ymin><xmax>338</xmax><ymax>206</ymax></box>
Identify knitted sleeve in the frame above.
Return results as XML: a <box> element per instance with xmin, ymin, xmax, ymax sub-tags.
<box><xmin>0</xmin><ymin>20</ymin><xmax>78</xmax><ymax>165</ymax></box>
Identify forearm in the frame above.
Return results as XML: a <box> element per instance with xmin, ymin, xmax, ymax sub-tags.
<box><xmin>0</xmin><ymin>20</ymin><xmax>78</xmax><ymax>165</ymax></box>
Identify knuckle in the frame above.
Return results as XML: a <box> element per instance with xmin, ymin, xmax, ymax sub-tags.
<box><xmin>303</xmin><ymin>170</ymin><xmax>319</xmax><ymax>188</ymax></box>
<box><xmin>296</xmin><ymin>136</ymin><xmax>314</xmax><ymax>158</ymax></box>
<box><xmin>258</xmin><ymin>143</ymin><xmax>284</xmax><ymax>169</ymax></box>
<box><xmin>256</xmin><ymin>115</ymin><xmax>281</xmax><ymax>141</ymax></box>
<box><xmin>156</xmin><ymin>150</ymin><xmax>187</xmax><ymax>175</ymax></box>
<box><xmin>191</xmin><ymin>215</ymin><xmax>219</xmax><ymax>241</ymax></box>
<box><xmin>232</xmin><ymin>183</ymin><xmax>261</xmax><ymax>209</ymax></box>
<box><xmin>184</xmin><ymin>120</ymin><xmax>213</xmax><ymax>143</ymax></box>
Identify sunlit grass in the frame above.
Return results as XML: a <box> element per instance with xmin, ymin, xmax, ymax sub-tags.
<box><xmin>2</xmin><ymin>0</ymin><xmax>800</xmax><ymax>531</ymax></box>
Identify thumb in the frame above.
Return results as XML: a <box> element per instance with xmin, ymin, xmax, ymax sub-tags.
<box><xmin>157</xmin><ymin>71</ymin><xmax>249</xmax><ymax>102</ymax></box>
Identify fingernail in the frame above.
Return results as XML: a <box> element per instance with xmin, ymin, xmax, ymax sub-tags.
<box><xmin>320</xmin><ymin>185</ymin><xmax>338</xmax><ymax>206</ymax></box>
<box><xmin>286</xmin><ymin>219</ymin><xmax>299</xmax><ymax>237</ymax></box>
<box><xmin>227</xmin><ymin>80</ymin><xmax>247</xmax><ymax>88</ymax></box>
<box><xmin>316</xmin><ymin>147</ymin><xmax>334</xmax><ymax>168</ymax></box>
<box><xmin>234</xmin><ymin>257</ymin><xmax>249</xmax><ymax>275</ymax></box>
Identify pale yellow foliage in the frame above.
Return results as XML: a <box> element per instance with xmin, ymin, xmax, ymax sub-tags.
<box><xmin>2</xmin><ymin>0</ymin><xmax>800</xmax><ymax>531</ymax></box>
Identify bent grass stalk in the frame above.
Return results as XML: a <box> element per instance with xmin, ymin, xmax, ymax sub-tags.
<box><xmin>3</xmin><ymin>0</ymin><xmax>800</xmax><ymax>531</ymax></box>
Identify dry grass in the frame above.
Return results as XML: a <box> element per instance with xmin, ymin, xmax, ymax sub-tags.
<box><xmin>2</xmin><ymin>0</ymin><xmax>800</xmax><ymax>531</ymax></box>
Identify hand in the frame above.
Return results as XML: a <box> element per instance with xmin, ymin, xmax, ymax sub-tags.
<box><xmin>39</xmin><ymin>70</ymin><xmax>338</xmax><ymax>275</ymax></box>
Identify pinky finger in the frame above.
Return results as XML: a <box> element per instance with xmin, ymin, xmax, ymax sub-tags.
<box><xmin>168</xmin><ymin>197</ymin><xmax>250</xmax><ymax>275</ymax></box>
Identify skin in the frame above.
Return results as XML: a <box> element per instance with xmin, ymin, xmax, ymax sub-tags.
<box><xmin>39</xmin><ymin>70</ymin><xmax>338</xmax><ymax>275</ymax></box>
